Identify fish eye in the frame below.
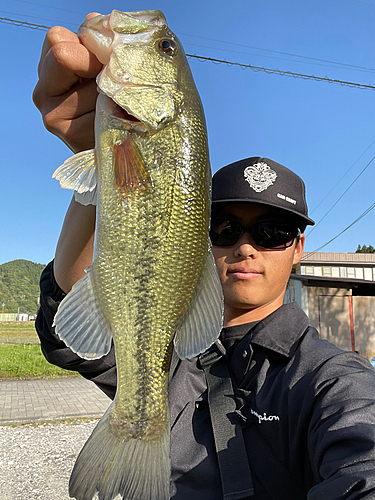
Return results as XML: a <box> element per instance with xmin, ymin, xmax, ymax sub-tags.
<box><xmin>158</xmin><ymin>38</ymin><xmax>178</xmax><ymax>55</ymax></box>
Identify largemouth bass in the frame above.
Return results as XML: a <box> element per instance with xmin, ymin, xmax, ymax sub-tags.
<box><xmin>52</xmin><ymin>9</ymin><xmax>223</xmax><ymax>500</ymax></box>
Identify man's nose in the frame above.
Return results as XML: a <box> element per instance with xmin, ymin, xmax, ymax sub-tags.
<box><xmin>233</xmin><ymin>231</ymin><xmax>258</xmax><ymax>258</ymax></box>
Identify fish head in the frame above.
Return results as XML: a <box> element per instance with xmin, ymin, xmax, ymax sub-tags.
<box><xmin>79</xmin><ymin>10</ymin><xmax>194</xmax><ymax>130</ymax></box>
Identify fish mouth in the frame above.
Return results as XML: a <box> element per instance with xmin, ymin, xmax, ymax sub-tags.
<box><xmin>110</xmin><ymin>101</ymin><xmax>140</xmax><ymax>122</ymax></box>
<box><xmin>99</xmin><ymin>93</ymin><xmax>143</xmax><ymax>125</ymax></box>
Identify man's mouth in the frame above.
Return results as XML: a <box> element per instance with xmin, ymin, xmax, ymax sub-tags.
<box><xmin>228</xmin><ymin>268</ymin><xmax>261</xmax><ymax>280</ymax></box>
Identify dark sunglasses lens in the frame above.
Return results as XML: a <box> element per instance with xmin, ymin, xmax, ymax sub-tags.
<box><xmin>253</xmin><ymin>223</ymin><xmax>296</xmax><ymax>249</ymax></box>
<box><xmin>210</xmin><ymin>219</ymin><xmax>298</xmax><ymax>249</ymax></box>
<box><xmin>210</xmin><ymin>220</ymin><xmax>242</xmax><ymax>246</ymax></box>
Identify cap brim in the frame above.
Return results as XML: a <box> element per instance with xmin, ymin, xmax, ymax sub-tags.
<box><xmin>211</xmin><ymin>198</ymin><xmax>315</xmax><ymax>228</ymax></box>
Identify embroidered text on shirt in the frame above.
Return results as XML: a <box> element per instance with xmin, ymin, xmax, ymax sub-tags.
<box><xmin>250</xmin><ymin>408</ymin><xmax>280</xmax><ymax>424</ymax></box>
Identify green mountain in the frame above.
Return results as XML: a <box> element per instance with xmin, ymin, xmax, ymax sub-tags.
<box><xmin>0</xmin><ymin>260</ymin><xmax>45</xmax><ymax>314</ymax></box>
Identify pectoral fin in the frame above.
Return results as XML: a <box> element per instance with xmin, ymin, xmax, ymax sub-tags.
<box><xmin>112</xmin><ymin>135</ymin><xmax>153</xmax><ymax>194</ymax></box>
<box><xmin>53</xmin><ymin>265</ymin><xmax>112</xmax><ymax>360</ymax></box>
<box><xmin>173</xmin><ymin>251</ymin><xmax>223</xmax><ymax>359</ymax></box>
<box><xmin>53</xmin><ymin>149</ymin><xmax>98</xmax><ymax>205</ymax></box>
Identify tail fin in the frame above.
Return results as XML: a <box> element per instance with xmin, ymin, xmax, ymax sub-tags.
<box><xmin>69</xmin><ymin>404</ymin><xmax>170</xmax><ymax>500</ymax></box>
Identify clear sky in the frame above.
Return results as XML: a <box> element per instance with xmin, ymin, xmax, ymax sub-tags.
<box><xmin>1</xmin><ymin>0</ymin><xmax>375</xmax><ymax>265</ymax></box>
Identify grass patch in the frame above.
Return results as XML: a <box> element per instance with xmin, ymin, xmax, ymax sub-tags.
<box><xmin>0</xmin><ymin>321</ymin><xmax>39</xmax><ymax>345</ymax></box>
<box><xmin>0</xmin><ymin>344</ymin><xmax>80</xmax><ymax>380</ymax></box>
<box><xmin>0</xmin><ymin>321</ymin><xmax>80</xmax><ymax>380</ymax></box>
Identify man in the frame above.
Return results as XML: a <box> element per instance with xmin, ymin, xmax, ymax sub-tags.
<box><xmin>34</xmin><ymin>22</ymin><xmax>375</xmax><ymax>500</ymax></box>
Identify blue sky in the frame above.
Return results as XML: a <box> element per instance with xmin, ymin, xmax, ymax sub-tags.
<box><xmin>1</xmin><ymin>0</ymin><xmax>375</xmax><ymax>265</ymax></box>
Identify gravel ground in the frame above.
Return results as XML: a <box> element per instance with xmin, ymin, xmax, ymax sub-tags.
<box><xmin>0</xmin><ymin>419</ymin><xmax>105</xmax><ymax>500</ymax></box>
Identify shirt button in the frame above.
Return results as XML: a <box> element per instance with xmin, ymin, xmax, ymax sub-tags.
<box><xmin>242</xmin><ymin>349</ymin><xmax>248</xmax><ymax>358</ymax></box>
<box><xmin>195</xmin><ymin>401</ymin><xmax>205</xmax><ymax>411</ymax></box>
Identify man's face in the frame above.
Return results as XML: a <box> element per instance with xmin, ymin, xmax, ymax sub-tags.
<box><xmin>211</xmin><ymin>203</ymin><xmax>305</xmax><ymax>326</ymax></box>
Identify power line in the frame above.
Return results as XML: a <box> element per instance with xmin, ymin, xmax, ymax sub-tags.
<box><xmin>12</xmin><ymin>0</ymin><xmax>86</xmax><ymax>15</ymax></box>
<box><xmin>9</xmin><ymin>0</ymin><xmax>374</xmax><ymax>77</ymax></box>
<box><xmin>309</xmin><ymin>137</ymin><xmax>375</xmax><ymax>215</ymax></box>
<box><xmin>188</xmin><ymin>53</ymin><xmax>375</xmax><ymax>90</ymax></box>
<box><xmin>5</xmin><ymin>3</ymin><xmax>375</xmax><ymax>74</ymax></box>
<box><xmin>0</xmin><ymin>16</ymin><xmax>49</xmax><ymax>30</ymax></box>
<box><xmin>302</xmin><ymin>202</ymin><xmax>375</xmax><ymax>258</ymax></box>
<box><xmin>352</xmin><ymin>0</ymin><xmax>375</xmax><ymax>6</ymax></box>
<box><xmin>305</xmin><ymin>155</ymin><xmax>375</xmax><ymax>237</ymax></box>
<box><xmin>0</xmin><ymin>10</ymin><xmax>77</xmax><ymax>27</ymax></box>
<box><xmin>2</xmin><ymin>15</ymin><xmax>375</xmax><ymax>92</ymax></box>
<box><xmin>180</xmin><ymin>32</ymin><xmax>375</xmax><ymax>74</ymax></box>
<box><xmin>184</xmin><ymin>41</ymin><xmax>375</xmax><ymax>74</ymax></box>
<box><xmin>7</xmin><ymin>0</ymin><xmax>375</xmax><ymax>79</ymax></box>
<box><xmin>3</xmin><ymin>12</ymin><xmax>374</xmax><ymax>255</ymax></box>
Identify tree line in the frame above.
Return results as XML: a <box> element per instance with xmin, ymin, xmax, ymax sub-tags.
<box><xmin>356</xmin><ymin>245</ymin><xmax>375</xmax><ymax>253</ymax></box>
<box><xmin>0</xmin><ymin>259</ymin><xmax>45</xmax><ymax>314</ymax></box>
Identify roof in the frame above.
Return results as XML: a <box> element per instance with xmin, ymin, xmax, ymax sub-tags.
<box><xmin>290</xmin><ymin>273</ymin><xmax>375</xmax><ymax>296</ymax></box>
<box><xmin>299</xmin><ymin>252</ymin><xmax>375</xmax><ymax>265</ymax></box>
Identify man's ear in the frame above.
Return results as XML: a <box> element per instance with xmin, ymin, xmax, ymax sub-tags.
<box><xmin>293</xmin><ymin>234</ymin><xmax>305</xmax><ymax>265</ymax></box>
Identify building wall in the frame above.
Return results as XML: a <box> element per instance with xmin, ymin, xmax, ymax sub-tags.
<box><xmin>0</xmin><ymin>313</ymin><xmax>35</xmax><ymax>321</ymax></box>
<box><xmin>353</xmin><ymin>296</ymin><xmax>375</xmax><ymax>358</ymax></box>
<box><xmin>305</xmin><ymin>286</ymin><xmax>350</xmax><ymax>328</ymax></box>
<box><xmin>317</xmin><ymin>293</ymin><xmax>352</xmax><ymax>352</ymax></box>
<box><xmin>0</xmin><ymin>313</ymin><xmax>17</xmax><ymax>321</ymax></box>
<box><xmin>286</xmin><ymin>280</ymin><xmax>375</xmax><ymax>359</ymax></box>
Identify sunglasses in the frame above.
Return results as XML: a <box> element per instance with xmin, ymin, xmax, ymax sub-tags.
<box><xmin>210</xmin><ymin>218</ymin><xmax>299</xmax><ymax>249</ymax></box>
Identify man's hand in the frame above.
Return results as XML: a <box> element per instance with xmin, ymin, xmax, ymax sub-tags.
<box><xmin>32</xmin><ymin>15</ymin><xmax>102</xmax><ymax>153</ymax></box>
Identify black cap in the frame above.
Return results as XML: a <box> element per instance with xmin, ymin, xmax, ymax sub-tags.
<box><xmin>212</xmin><ymin>157</ymin><xmax>315</xmax><ymax>231</ymax></box>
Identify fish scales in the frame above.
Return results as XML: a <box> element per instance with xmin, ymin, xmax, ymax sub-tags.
<box><xmin>95</xmin><ymin>124</ymin><xmax>209</xmax><ymax>424</ymax></box>
<box><xmin>51</xmin><ymin>9</ymin><xmax>223</xmax><ymax>500</ymax></box>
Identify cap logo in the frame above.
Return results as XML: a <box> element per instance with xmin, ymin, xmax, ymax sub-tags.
<box><xmin>244</xmin><ymin>161</ymin><xmax>277</xmax><ymax>193</ymax></box>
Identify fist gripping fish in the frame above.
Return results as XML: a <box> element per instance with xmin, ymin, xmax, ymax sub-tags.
<box><xmin>52</xmin><ymin>10</ymin><xmax>223</xmax><ymax>500</ymax></box>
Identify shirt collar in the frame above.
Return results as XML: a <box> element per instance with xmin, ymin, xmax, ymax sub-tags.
<box><xmin>226</xmin><ymin>303</ymin><xmax>310</xmax><ymax>387</ymax></box>
<box><xmin>248</xmin><ymin>302</ymin><xmax>310</xmax><ymax>358</ymax></box>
